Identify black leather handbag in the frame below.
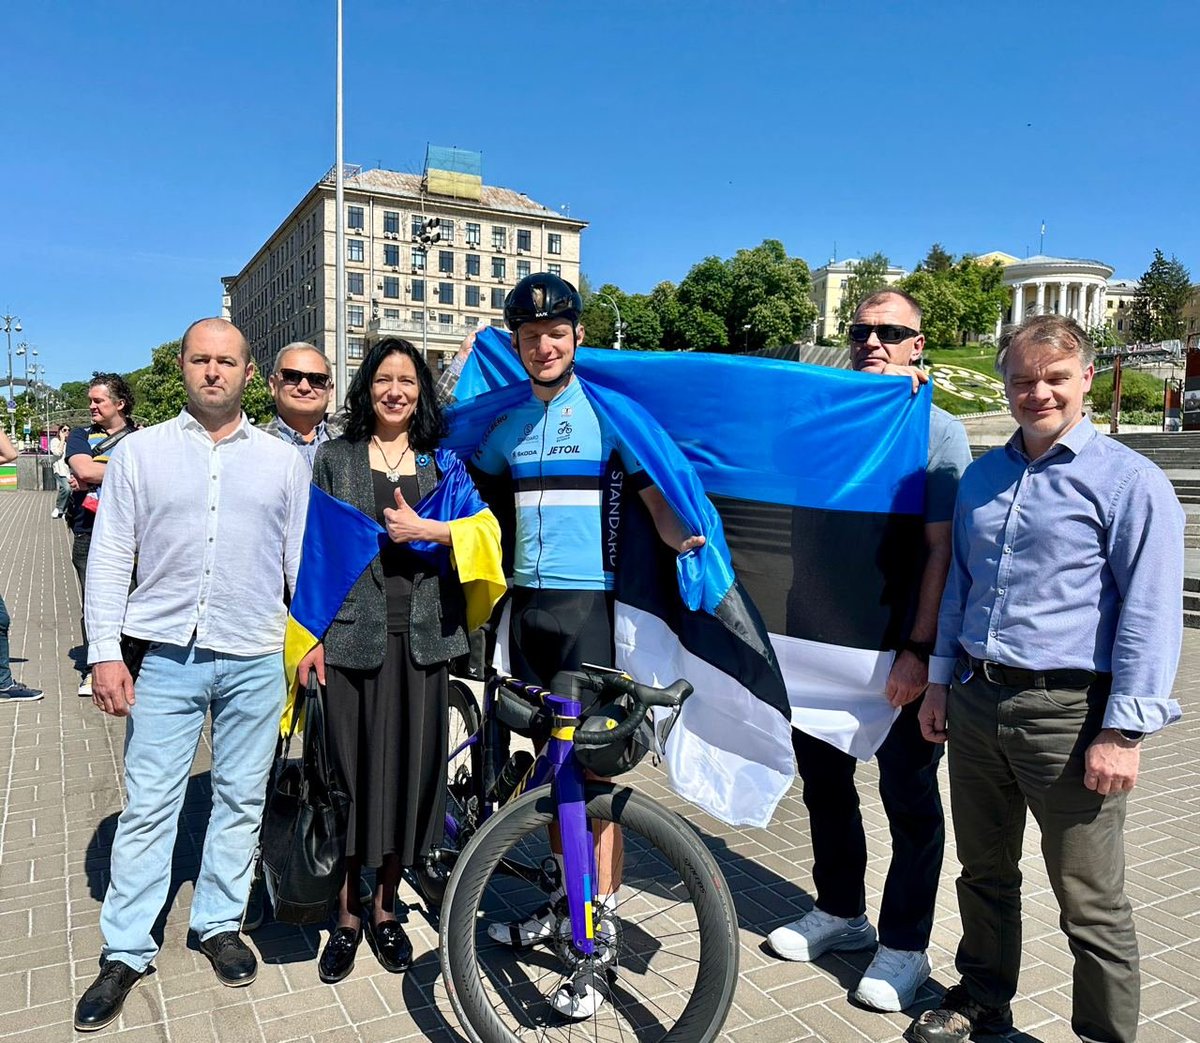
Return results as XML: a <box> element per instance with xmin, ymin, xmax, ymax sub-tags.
<box><xmin>260</xmin><ymin>676</ymin><xmax>350</xmax><ymax>925</ymax></box>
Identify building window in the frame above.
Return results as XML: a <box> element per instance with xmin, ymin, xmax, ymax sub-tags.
<box><xmin>466</xmin><ymin>253</ymin><xmax>480</xmax><ymax>277</ymax></box>
<box><xmin>492</xmin><ymin>256</ymin><xmax>506</xmax><ymax>279</ymax></box>
<box><xmin>411</xmin><ymin>310</ymin><xmax>425</xmax><ymax>324</ymax></box>
<box><xmin>439</xmin><ymin>250</ymin><xmax>454</xmax><ymax>274</ymax></box>
<box><xmin>517</xmin><ymin>229</ymin><xmax>532</xmax><ymax>252</ymax></box>
<box><xmin>347</xmin><ymin>304</ymin><xmax>365</xmax><ymax>327</ymax></box>
<box><xmin>464</xmin><ymin>315</ymin><xmax>478</xmax><ymax>329</ymax></box>
<box><xmin>383</xmin><ymin>307</ymin><xmax>400</xmax><ymax>320</ymax></box>
<box><xmin>547</xmin><ymin>233</ymin><xmax>562</xmax><ymax>255</ymax></box>
<box><xmin>412</xmin><ymin>248</ymin><xmax>426</xmax><ymax>270</ymax></box>
<box><xmin>492</xmin><ymin>226</ymin><xmax>507</xmax><ymax>251</ymax></box>
<box><xmin>348</xmin><ymin>336</ymin><xmax>365</xmax><ymax>360</ymax></box>
<box><xmin>383</xmin><ymin>210</ymin><xmax>400</xmax><ymax>235</ymax></box>
<box><xmin>438</xmin><ymin>282</ymin><xmax>454</xmax><ymax>305</ymax></box>
<box><xmin>548</xmin><ymin>263</ymin><xmax>562</xmax><ymax>277</ymax></box>
<box><xmin>490</xmin><ymin>318</ymin><xmax>506</xmax><ymax>328</ymax></box>
<box><xmin>466</xmin><ymin>222</ymin><xmax>481</xmax><ymax>246</ymax></box>
<box><xmin>491</xmin><ymin>288</ymin><xmax>506</xmax><ymax>308</ymax></box>
<box><xmin>347</xmin><ymin>272</ymin><xmax>364</xmax><ymax>295</ymax></box>
<box><xmin>439</xmin><ymin>313</ymin><xmax>453</xmax><ymax>326</ymax></box>
<box><xmin>384</xmin><ymin>244</ymin><xmax>400</xmax><ymax>266</ymax></box>
<box><xmin>439</xmin><ymin>219</ymin><xmax>454</xmax><ymax>243</ymax></box>
<box><xmin>466</xmin><ymin>285</ymin><xmax>481</xmax><ymax>307</ymax></box>
<box><xmin>411</xmin><ymin>280</ymin><xmax>425</xmax><ymax>302</ymax></box>
<box><xmin>348</xmin><ymin>239</ymin><xmax>364</xmax><ymax>262</ymax></box>
<box><xmin>348</xmin><ymin>206</ymin><xmax>364</xmax><ymax>230</ymax></box>
<box><xmin>517</xmin><ymin>260</ymin><xmax>530</xmax><ymax>280</ymax></box>
<box><xmin>411</xmin><ymin>215</ymin><xmax>425</xmax><ymax>238</ymax></box>
<box><xmin>383</xmin><ymin>276</ymin><xmax>400</xmax><ymax>299</ymax></box>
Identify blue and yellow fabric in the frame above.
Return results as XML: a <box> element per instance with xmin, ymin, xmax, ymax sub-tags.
<box><xmin>281</xmin><ymin>448</ymin><xmax>504</xmax><ymax>733</ymax></box>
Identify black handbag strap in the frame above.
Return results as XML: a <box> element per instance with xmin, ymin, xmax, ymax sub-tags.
<box><xmin>300</xmin><ymin>675</ymin><xmax>341</xmax><ymax>796</ymax></box>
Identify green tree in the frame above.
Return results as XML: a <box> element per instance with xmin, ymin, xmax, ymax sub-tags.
<box><xmin>1130</xmin><ymin>249</ymin><xmax>1192</xmax><ymax>342</ymax></box>
<box><xmin>1090</xmin><ymin>369</ymin><xmax>1163</xmax><ymax>414</ymax></box>
<box><xmin>919</xmin><ymin>243</ymin><xmax>954</xmax><ymax>273</ymax></box>
<box><xmin>899</xmin><ymin>270</ymin><xmax>965</xmax><ymax>347</ymax></box>
<box><xmin>835</xmin><ymin>252</ymin><xmax>892</xmax><ymax>332</ymax></box>
<box><xmin>134</xmin><ymin>340</ymin><xmax>274</xmax><ymax>425</ymax></box>
<box><xmin>898</xmin><ymin>258</ymin><xmax>1008</xmax><ymax>347</ymax></box>
<box><xmin>648</xmin><ymin>281</ymin><xmax>685</xmax><ymax>351</ymax></box>
<box><xmin>953</xmin><ymin>258</ymin><xmax>1009</xmax><ymax>341</ymax></box>
<box><xmin>580</xmin><ymin>283</ymin><xmax>620</xmax><ymax>349</ymax></box>
<box><xmin>726</xmin><ymin>239</ymin><xmax>818</xmax><ymax>352</ymax></box>
<box><xmin>677</xmin><ymin>256</ymin><xmax>733</xmax><ymax>319</ymax></box>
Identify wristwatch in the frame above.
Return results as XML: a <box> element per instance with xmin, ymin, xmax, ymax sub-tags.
<box><xmin>1117</xmin><ymin>729</ymin><xmax>1145</xmax><ymax>744</ymax></box>
<box><xmin>901</xmin><ymin>639</ymin><xmax>935</xmax><ymax>665</ymax></box>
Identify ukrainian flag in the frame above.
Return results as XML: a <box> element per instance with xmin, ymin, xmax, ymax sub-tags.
<box><xmin>282</xmin><ymin>448</ymin><xmax>505</xmax><ymax>732</ymax></box>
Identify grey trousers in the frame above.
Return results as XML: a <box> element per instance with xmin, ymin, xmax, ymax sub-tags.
<box><xmin>947</xmin><ymin>666</ymin><xmax>1138</xmax><ymax>1043</ymax></box>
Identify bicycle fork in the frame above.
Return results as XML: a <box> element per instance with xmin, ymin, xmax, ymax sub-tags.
<box><xmin>547</xmin><ymin>696</ymin><xmax>598</xmax><ymax>958</ymax></box>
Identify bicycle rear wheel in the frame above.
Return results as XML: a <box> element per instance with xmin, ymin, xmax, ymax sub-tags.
<box><xmin>414</xmin><ymin>678</ymin><xmax>482</xmax><ymax>907</ymax></box>
<box><xmin>440</xmin><ymin>782</ymin><xmax>738</xmax><ymax>1043</ymax></box>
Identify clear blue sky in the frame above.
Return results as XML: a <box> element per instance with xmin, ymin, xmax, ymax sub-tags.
<box><xmin>2</xmin><ymin>0</ymin><xmax>1197</xmax><ymax>383</ymax></box>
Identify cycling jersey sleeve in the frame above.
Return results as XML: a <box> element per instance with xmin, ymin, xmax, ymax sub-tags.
<box><xmin>472</xmin><ymin>413</ymin><xmax>511</xmax><ymax>476</ymax></box>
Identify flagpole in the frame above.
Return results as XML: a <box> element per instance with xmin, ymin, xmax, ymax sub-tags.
<box><xmin>1039</xmin><ymin>219</ymin><xmax>1045</xmax><ymax>255</ymax></box>
<box><xmin>334</xmin><ymin>0</ymin><xmax>347</xmax><ymax>410</ymax></box>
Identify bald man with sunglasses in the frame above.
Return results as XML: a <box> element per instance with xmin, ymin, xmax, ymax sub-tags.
<box><xmin>264</xmin><ymin>342</ymin><xmax>340</xmax><ymax>469</ymax></box>
<box><xmin>767</xmin><ymin>289</ymin><xmax>972</xmax><ymax>1015</ymax></box>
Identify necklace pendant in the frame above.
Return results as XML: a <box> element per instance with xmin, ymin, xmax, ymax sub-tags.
<box><xmin>385</xmin><ymin>468</ymin><xmax>400</xmax><ymax>482</ymax></box>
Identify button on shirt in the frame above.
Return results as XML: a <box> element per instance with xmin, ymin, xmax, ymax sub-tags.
<box><xmin>931</xmin><ymin>418</ymin><xmax>1184</xmax><ymax>733</ymax></box>
<box><xmin>85</xmin><ymin>410</ymin><xmax>311</xmax><ymax>664</ymax></box>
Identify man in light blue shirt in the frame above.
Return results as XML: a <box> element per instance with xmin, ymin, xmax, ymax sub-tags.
<box><xmin>912</xmin><ymin>315</ymin><xmax>1183</xmax><ymax>1043</ymax></box>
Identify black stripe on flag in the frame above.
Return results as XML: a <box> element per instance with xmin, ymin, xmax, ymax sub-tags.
<box><xmin>712</xmin><ymin>495</ymin><xmax>923</xmax><ymax>652</ymax></box>
<box><xmin>615</xmin><ymin>488</ymin><xmax>791</xmax><ymax>720</ymax></box>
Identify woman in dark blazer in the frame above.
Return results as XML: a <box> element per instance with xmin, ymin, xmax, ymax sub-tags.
<box><xmin>298</xmin><ymin>338</ymin><xmax>501</xmax><ymax>983</ymax></box>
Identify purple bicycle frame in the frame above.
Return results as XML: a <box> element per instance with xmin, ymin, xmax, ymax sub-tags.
<box><xmin>445</xmin><ymin>680</ymin><xmax>600</xmax><ymax>957</ymax></box>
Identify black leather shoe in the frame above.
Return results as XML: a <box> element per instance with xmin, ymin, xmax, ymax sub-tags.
<box><xmin>909</xmin><ymin>983</ymin><xmax>1013</xmax><ymax>1042</ymax></box>
<box><xmin>318</xmin><ymin>925</ymin><xmax>363</xmax><ymax>984</ymax></box>
<box><xmin>74</xmin><ymin>959</ymin><xmax>144</xmax><ymax>1032</ymax></box>
<box><xmin>198</xmin><ymin>931</ymin><xmax>258</xmax><ymax>987</ymax></box>
<box><xmin>367</xmin><ymin>918</ymin><xmax>413</xmax><ymax>973</ymax></box>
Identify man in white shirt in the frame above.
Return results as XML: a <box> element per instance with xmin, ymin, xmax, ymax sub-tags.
<box><xmin>74</xmin><ymin>318</ymin><xmax>310</xmax><ymax>1033</ymax></box>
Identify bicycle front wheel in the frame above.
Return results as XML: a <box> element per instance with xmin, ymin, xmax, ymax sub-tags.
<box><xmin>440</xmin><ymin>783</ymin><xmax>738</xmax><ymax>1043</ymax></box>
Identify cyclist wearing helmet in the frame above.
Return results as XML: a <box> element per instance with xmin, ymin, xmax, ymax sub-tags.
<box><xmin>470</xmin><ymin>272</ymin><xmax>703</xmax><ymax>1019</ymax></box>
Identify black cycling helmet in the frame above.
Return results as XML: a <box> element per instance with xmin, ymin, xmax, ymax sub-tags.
<box><xmin>504</xmin><ymin>273</ymin><xmax>583</xmax><ymax>333</ymax></box>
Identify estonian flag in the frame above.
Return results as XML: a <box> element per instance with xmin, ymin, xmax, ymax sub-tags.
<box><xmin>448</xmin><ymin>330</ymin><xmax>929</xmax><ymax>828</ymax></box>
<box><xmin>281</xmin><ymin>448</ymin><xmax>505</xmax><ymax>732</ymax></box>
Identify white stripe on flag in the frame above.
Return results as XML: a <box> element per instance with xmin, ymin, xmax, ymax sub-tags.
<box><xmin>614</xmin><ymin>602</ymin><xmax>795</xmax><ymax>829</ymax></box>
<box><xmin>515</xmin><ymin>490</ymin><xmax>602</xmax><ymax>508</ymax></box>
<box><xmin>770</xmin><ymin>632</ymin><xmax>899</xmax><ymax>760</ymax></box>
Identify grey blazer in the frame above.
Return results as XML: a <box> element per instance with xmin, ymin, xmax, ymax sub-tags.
<box><xmin>311</xmin><ymin>437</ymin><xmax>470</xmax><ymax>671</ymax></box>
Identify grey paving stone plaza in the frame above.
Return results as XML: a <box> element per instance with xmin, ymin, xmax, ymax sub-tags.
<box><xmin>1</xmin><ymin>488</ymin><xmax>1197</xmax><ymax>1042</ymax></box>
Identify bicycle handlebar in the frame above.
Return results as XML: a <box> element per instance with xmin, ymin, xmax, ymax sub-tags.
<box><xmin>570</xmin><ymin>672</ymin><xmax>693</xmax><ymax>750</ymax></box>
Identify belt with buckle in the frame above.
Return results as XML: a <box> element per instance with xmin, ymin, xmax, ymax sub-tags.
<box><xmin>966</xmin><ymin>655</ymin><xmax>1101</xmax><ymax>691</ymax></box>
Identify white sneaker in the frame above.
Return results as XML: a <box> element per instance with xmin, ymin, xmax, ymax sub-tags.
<box><xmin>767</xmin><ymin>909</ymin><xmax>877</xmax><ymax>962</ymax></box>
<box><xmin>78</xmin><ymin>675</ymin><xmax>93</xmax><ymax>697</ymax></box>
<box><xmin>551</xmin><ymin>965</ymin><xmax>609</xmax><ymax>1020</ymax></box>
<box><xmin>487</xmin><ymin>897</ymin><xmax>559</xmax><ymax>948</ymax></box>
<box><xmin>853</xmin><ymin>945</ymin><xmax>931</xmax><ymax>1012</ymax></box>
<box><xmin>51</xmin><ymin>509</ymin><xmax>61</xmax><ymax>519</ymax></box>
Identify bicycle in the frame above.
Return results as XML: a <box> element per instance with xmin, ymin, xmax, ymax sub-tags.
<box><xmin>433</xmin><ymin>664</ymin><xmax>739</xmax><ymax>1043</ymax></box>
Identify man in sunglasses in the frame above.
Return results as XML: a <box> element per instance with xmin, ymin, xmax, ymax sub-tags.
<box><xmin>769</xmin><ymin>289</ymin><xmax>971</xmax><ymax>1014</ymax></box>
<box><xmin>264</xmin><ymin>342</ymin><xmax>338</xmax><ymax>469</ymax></box>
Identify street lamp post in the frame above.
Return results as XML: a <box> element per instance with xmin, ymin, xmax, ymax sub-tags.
<box><xmin>412</xmin><ymin>218</ymin><xmax>442</xmax><ymax>363</ymax></box>
<box><xmin>2</xmin><ymin>313</ymin><xmax>21</xmax><ymax>438</ymax></box>
<box><xmin>15</xmin><ymin>344</ymin><xmax>36</xmax><ymax>445</ymax></box>
<box><xmin>592</xmin><ymin>292</ymin><xmax>623</xmax><ymax>350</ymax></box>
<box><xmin>742</xmin><ymin>323</ymin><xmax>752</xmax><ymax>352</ymax></box>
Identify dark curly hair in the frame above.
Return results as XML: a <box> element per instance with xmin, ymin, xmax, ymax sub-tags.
<box><xmin>342</xmin><ymin>338</ymin><xmax>448</xmax><ymax>449</ymax></box>
<box><xmin>89</xmin><ymin>372</ymin><xmax>136</xmax><ymax>424</ymax></box>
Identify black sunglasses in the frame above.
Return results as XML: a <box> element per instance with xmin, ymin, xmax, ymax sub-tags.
<box><xmin>277</xmin><ymin>368</ymin><xmax>331</xmax><ymax>390</ymax></box>
<box><xmin>848</xmin><ymin>323</ymin><xmax>921</xmax><ymax>345</ymax></box>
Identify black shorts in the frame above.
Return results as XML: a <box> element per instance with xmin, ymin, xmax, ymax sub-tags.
<box><xmin>508</xmin><ymin>587</ymin><xmax>614</xmax><ymax>698</ymax></box>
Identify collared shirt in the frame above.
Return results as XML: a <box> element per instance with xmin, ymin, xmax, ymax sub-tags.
<box><xmin>85</xmin><ymin>410</ymin><xmax>310</xmax><ymax>664</ymax></box>
<box><xmin>931</xmin><ymin>418</ymin><xmax>1184</xmax><ymax>733</ymax></box>
<box><xmin>262</xmin><ymin>413</ymin><xmax>336</xmax><ymax>470</ymax></box>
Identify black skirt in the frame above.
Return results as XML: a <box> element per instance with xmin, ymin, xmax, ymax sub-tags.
<box><xmin>325</xmin><ymin>631</ymin><xmax>448</xmax><ymax>867</ymax></box>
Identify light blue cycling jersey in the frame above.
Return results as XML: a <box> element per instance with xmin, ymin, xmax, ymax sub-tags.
<box><xmin>472</xmin><ymin>379</ymin><xmax>646</xmax><ymax>591</ymax></box>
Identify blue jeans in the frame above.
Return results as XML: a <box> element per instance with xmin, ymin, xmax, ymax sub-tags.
<box><xmin>0</xmin><ymin>595</ymin><xmax>12</xmax><ymax>689</ymax></box>
<box><xmin>100</xmin><ymin>640</ymin><xmax>283</xmax><ymax>972</ymax></box>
